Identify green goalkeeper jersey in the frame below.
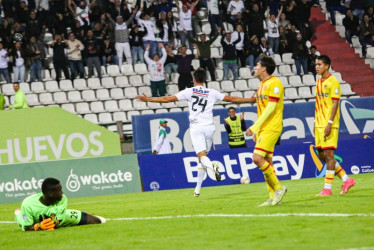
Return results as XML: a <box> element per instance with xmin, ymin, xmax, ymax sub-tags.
<box><xmin>17</xmin><ymin>193</ymin><xmax>68</xmax><ymax>230</ymax></box>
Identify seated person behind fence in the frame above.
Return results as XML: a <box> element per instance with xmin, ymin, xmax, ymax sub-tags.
<box><xmin>9</xmin><ymin>82</ymin><xmax>28</xmax><ymax>109</ymax></box>
<box><xmin>15</xmin><ymin>178</ymin><xmax>105</xmax><ymax>231</ymax></box>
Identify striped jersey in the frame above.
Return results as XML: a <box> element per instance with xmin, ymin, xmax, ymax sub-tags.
<box><xmin>314</xmin><ymin>74</ymin><xmax>341</xmax><ymax>128</ymax></box>
<box><xmin>256</xmin><ymin>76</ymin><xmax>284</xmax><ymax>132</ymax></box>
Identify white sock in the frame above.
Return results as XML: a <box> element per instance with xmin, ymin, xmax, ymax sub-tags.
<box><xmin>324</xmin><ymin>170</ymin><xmax>335</xmax><ymax>189</ymax></box>
<box><xmin>200</xmin><ymin>156</ymin><xmax>213</xmax><ymax>170</ymax></box>
<box><xmin>194</xmin><ymin>163</ymin><xmax>206</xmax><ymax>194</ymax></box>
<box><xmin>342</xmin><ymin>175</ymin><xmax>349</xmax><ymax>182</ymax></box>
<box><xmin>324</xmin><ymin>183</ymin><xmax>332</xmax><ymax>189</ymax></box>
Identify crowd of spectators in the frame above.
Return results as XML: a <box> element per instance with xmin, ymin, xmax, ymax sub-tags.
<box><xmin>0</xmin><ymin>0</ymin><xmax>324</xmax><ymax>90</ymax></box>
<box><xmin>340</xmin><ymin>0</ymin><xmax>374</xmax><ymax>58</ymax></box>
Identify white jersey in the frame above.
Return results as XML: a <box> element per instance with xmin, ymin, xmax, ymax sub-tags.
<box><xmin>175</xmin><ymin>86</ymin><xmax>225</xmax><ymax>126</ymax></box>
<box><xmin>266</xmin><ymin>18</ymin><xmax>280</xmax><ymax>38</ymax></box>
<box><xmin>207</xmin><ymin>0</ymin><xmax>219</xmax><ymax>15</ymax></box>
<box><xmin>179</xmin><ymin>10</ymin><xmax>193</xmax><ymax>31</ymax></box>
<box><xmin>227</xmin><ymin>0</ymin><xmax>244</xmax><ymax>15</ymax></box>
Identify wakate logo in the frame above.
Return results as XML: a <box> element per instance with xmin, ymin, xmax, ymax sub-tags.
<box><xmin>309</xmin><ymin>145</ymin><xmax>343</xmax><ymax>177</ymax></box>
<box><xmin>66</xmin><ymin>170</ymin><xmax>80</xmax><ymax>192</ymax></box>
<box><xmin>65</xmin><ymin>169</ymin><xmax>133</xmax><ymax>192</ymax></box>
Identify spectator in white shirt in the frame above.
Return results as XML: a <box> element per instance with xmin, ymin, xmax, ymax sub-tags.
<box><xmin>145</xmin><ymin>43</ymin><xmax>167</xmax><ymax>97</ymax></box>
<box><xmin>231</xmin><ymin>24</ymin><xmax>245</xmax><ymax>67</ymax></box>
<box><xmin>10</xmin><ymin>42</ymin><xmax>26</xmax><ymax>83</ymax></box>
<box><xmin>227</xmin><ymin>0</ymin><xmax>244</xmax><ymax>20</ymax></box>
<box><xmin>266</xmin><ymin>5</ymin><xmax>283</xmax><ymax>54</ymax></box>
<box><xmin>75</xmin><ymin>0</ymin><xmax>90</xmax><ymax>26</ymax></box>
<box><xmin>175</xmin><ymin>0</ymin><xmax>200</xmax><ymax>52</ymax></box>
<box><xmin>136</xmin><ymin>9</ymin><xmax>157</xmax><ymax>57</ymax></box>
<box><xmin>0</xmin><ymin>42</ymin><xmax>11</xmax><ymax>83</ymax></box>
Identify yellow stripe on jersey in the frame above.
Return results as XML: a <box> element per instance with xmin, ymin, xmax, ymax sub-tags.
<box><xmin>256</xmin><ymin>76</ymin><xmax>284</xmax><ymax>132</ymax></box>
<box><xmin>314</xmin><ymin>74</ymin><xmax>341</xmax><ymax>128</ymax></box>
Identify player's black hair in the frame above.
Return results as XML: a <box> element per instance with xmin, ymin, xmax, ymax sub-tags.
<box><xmin>13</xmin><ymin>82</ymin><xmax>20</xmax><ymax>85</ymax></box>
<box><xmin>259</xmin><ymin>56</ymin><xmax>276</xmax><ymax>75</ymax></box>
<box><xmin>228</xmin><ymin>107</ymin><xmax>236</xmax><ymax>112</ymax></box>
<box><xmin>310</xmin><ymin>45</ymin><xmax>317</xmax><ymax>50</ymax></box>
<box><xmin>317</xmin><ymin>55</ymin><xmax>331</xmax><ymax>67</ymax></box>
<box><xmin>193</xmin><ymin>67</ymin><xmax>206</xmax><ymax>84</ymax></box>
<box><xmin>42</xmin><ymin>178</ymin><xmax>60</xmax><ymax>194</ymax></box>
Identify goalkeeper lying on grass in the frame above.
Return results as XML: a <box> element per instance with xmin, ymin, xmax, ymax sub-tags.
<box><xmin>14</xmin><ymin>178</ymin><xmax>106</xmax><ymax>231</ymax></box>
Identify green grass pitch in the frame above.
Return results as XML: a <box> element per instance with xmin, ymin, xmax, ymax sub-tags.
<box><xmin>1</xmin><ymin>173</ymin><xmax>374</xmax><ymax>249</ymax></box>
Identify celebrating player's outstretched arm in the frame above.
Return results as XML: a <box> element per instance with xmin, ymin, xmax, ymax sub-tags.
<box><xmin>136</xmin><ymin>91</ymin><xmax>256</xmax><ymax>104</ymax></box>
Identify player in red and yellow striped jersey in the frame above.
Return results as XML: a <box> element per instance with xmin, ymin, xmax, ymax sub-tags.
<box><xmin>245</xmin><ymin>56</ymin><xmax>287</xmax><ymax>206</ymax></box>
<box><xmin>314</xmin><ymin>55</ymin><xmax>355</xmax><ymax>196</ymax></box>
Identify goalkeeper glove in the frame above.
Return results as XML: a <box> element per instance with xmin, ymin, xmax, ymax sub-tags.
<box><xmin>50</xmin><ymin>214</ymin><xmax>60</xmax><ymax>228</ymax></box>
<box><xmin>34</xmin><ymin>218</ymin><xmax>55</xmax><ymax>231</ymax></box>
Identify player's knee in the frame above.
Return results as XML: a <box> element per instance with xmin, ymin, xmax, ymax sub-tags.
<box><xmin>87</xmin><ymin>214</ymin><xmax>102</xmax><ymax>224</ymax></box>
<box><xmin>324</xmin><ymin>153</ymin><xmax>335</xmax><ymax>163</ymax></box>
<box><xmin>252</xmin><ymin>154</ymin><xmax>263</xmax><ymax>166</ymax></box>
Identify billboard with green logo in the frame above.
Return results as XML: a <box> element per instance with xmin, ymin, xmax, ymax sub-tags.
<box><xmin>0</xmin><ymin>154</ymin><xmax>142</xmax><ymax>204</ymax></box>
<box><xmin>0</xmin><ymin>107</ymin><xmax>121</xmax><ymax>165</ymax></box>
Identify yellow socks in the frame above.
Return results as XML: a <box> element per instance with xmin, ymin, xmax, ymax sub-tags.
<box><xmin>260</xmin><ymin>162</ymin><xmax>282</xmax><ymax>191</ymax></box>
<box><xmin>335</xmin><ymin>162</ymin><xmax>349</xmax><ymax>182</ymax></box>
<box><xmin>264</xmin><ymin>175</ymin><xmax>275</xmax><ymax>199</ymax></box>
<box><xmin>324</xmin><ymin>170</ymin><xmax>335</xmax><ymax>189</ymax></box>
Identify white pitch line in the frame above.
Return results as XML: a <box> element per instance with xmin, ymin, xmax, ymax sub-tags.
<box><xmin>106</xmin><ymin>213</ymin><xmax>374</xmax><ymax>221</ymax></box>
<box><xmin>2</xmin><ymin>213</ymin><xmax>374</xmax><ymax>224</ymax></box>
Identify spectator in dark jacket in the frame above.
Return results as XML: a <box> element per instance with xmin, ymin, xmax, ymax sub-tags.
<box><xmin>326</xmin><ymin>0</ymin><xmax>346</xmax><ymax>25</ymax></box>
<box><xmin>84</xmin><ymin>29</ymin><xmax>102</xmax><ymax>78</ymax></box>
<box><xmin>186</xmin><ymin>27</ymin><xmax>220</xmax><ymax>81</ymax></box>
<box><xmin>130</xmin><ymin>25</ymin><xmax>145</xmax><ymax>65</ymax></box>
<box><xmin>26</xmin><ymin>36</ymin><xmax>45</xmax><ymax>82</ymax></box>
<box><xmin>292</xmin><ymin>33</ymin><xmax>309</xmax><ymax>75</ymax></box>
<box><xmin>308</xmin><ymin>45</ymin><xmax>318</xmax><ymax>76</ymax></box>
<box><xmin>247</xmin><ymin>3</ymin><xmax>265</xmax><ymax>42</ymax></box>
<box><xmin>221</xmin><ymin>30</ymin><xmax>241</xmax><ymax>80</ymax></box>
<box><xmin>102</xmin><ymin>36</ymin><xmax>119</xmax><ymax>66</ymax></box>
<box><xmin>164</xmin><ymin>44</ymin><xmax>178</xmax><ymax>79</ymax></box>
<box><xmin>359</xmin><ymin>14</ymin><xmax>374</xmax><ymax>57</ymax></box>
<box><xmin>26</xmin><ymin>10</ymin><xmax>42</xmax><ymax>39</ymax></box>
<box><xmin>343</xmin><ymin>9</ymin><xmax>360</xmax><ymax>45</ymax></box>
<box><xmin>246</xmin><ymin>35</ymin><xmax>263</xmax><ymax>72</ymax></box>
<box><xmin>51</xmin><ymin>34</ymin><xmax>70</xmax><ymax>82</ymax></box>
<box><xmin>175</xmin><ymin>45</ymin><xmax>199</xmax><ymax>90</ymax></box>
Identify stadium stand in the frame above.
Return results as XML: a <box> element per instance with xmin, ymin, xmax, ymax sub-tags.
<box><xmin>0</xmin><ymin>0</ymin><xmax>366</xmax><ymax>139</ymax></box>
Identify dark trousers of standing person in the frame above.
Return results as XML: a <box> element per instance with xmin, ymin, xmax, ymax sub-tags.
<box><xmin>200</xmin><ymin>58</ymin><xmax>216</xmax><ymax>81</ymax></box>
<box><xmin>151</xmin><ymin>80</ymin><xmax>166</xmax><ymax>97</ymax></box>
<box><xmin>236</xmin><ymin>49</ymin><xmax>246</xmax><ymax>67</ymax></box>
<box><xmin>69</xmin><ymin>60</ymin><xmax>85</xmax><ymax>80</ymax></box>
<box><xmin>208</xmin><ymin>14</ymin><xmax>223</xmax><ymax>39</ymax></box>
<box><xmin>54</xmin><ymin>60</ymin><xmax>70</xmax><ymax>82</ymax></box>
<box><xmin>178</xmin><ymin>73</ymin><xmax>193</xmax><ymax>91</ymax></box>
<box><xmin>295</xmin><ymin>58</ymin><xmax>308</xmax><ymax>75</ymax></box>
<box><xmin>87</xmin><ymin>56</ymin><xmax>102</xmax><ymax>78</ymax></box>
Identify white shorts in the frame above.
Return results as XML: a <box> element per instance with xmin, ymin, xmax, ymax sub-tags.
<box><xmin>190</xmin><ymin>124</ymin><xmax>215</xmax><ymax>154</ymax></box>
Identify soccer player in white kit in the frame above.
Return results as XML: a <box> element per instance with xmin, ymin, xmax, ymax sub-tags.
<box><xmin>136</xmin><ymin>68</ymin><xmax>255</xmax><ymax>196</ymax></box>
